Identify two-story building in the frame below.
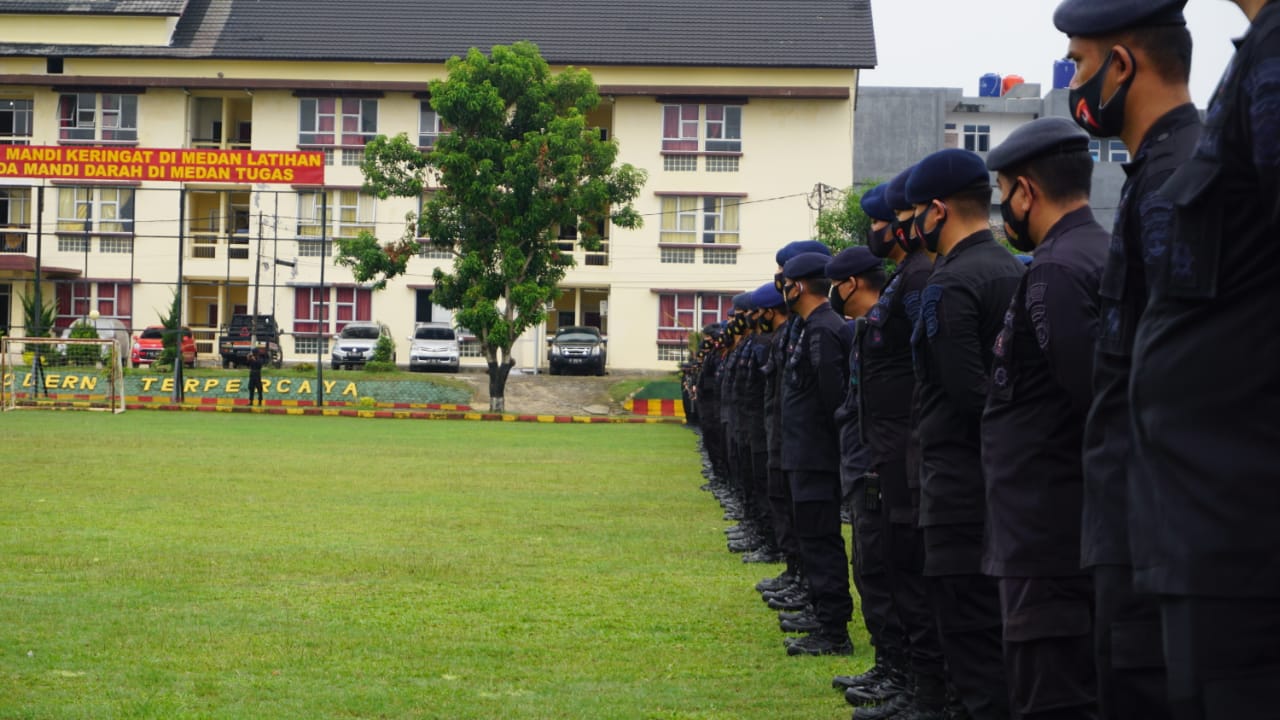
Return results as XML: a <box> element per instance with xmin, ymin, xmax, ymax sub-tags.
<box><xmin>0</xmin><ymin>0</ymin><xmax>877</xmax><ymax>371</ymax></box>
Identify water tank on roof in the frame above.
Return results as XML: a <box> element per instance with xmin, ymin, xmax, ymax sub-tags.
<box><xmin>1002</xmin><ymin>74</ymin><xmax>1025</xmax><ymax>96</ymax></box>
<box><xmin>979</xmin><ymin>73</ymin><xmax>1002</xmax><ymax>98</ymax></box>
<box><xmin>1053</xmin><ymin>59</ymin><xmax>1076</xmax><ymax>89</ymax></box>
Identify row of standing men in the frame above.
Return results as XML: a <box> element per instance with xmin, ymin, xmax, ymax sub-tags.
<box><xmin>683</xmin><ymin>1</ymin><xmax>1280</xmax><ymax>718</ymax></box>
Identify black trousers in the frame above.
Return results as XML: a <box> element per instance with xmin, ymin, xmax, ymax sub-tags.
<box><xmin>849</xmin><ymin>472</ymin><xmax>904</xmax><ymax>660</ymax></box>
<box><xmin>748</xmin><ymin>449</ymin><xmax>773</xmax><ymax>541</ymax></box>
<box><xmin>790</xmin><ymin>476</ymin><xmax>852</xmax><ymax>631</ymax></box>
<box><xmin>925</xmin><ymin>523</ymin><xmax>1010</xmax><ymax>720</ymax></box>
<box><xmin>767</xmin><ymin>466</ymin><xmax>798</xmax><ymax>562</ymax></box>
<box><xmin>248</xmin><ymin>375</ymin><xmax>263</xmax><ymax>404</ymax></box>
<box><xmin>999</xmin><ymin>575</ymin><xmax>1099</xmax><ymax>720</ymax></box>
<box><xmin>886</xmin><ymin>520</ymin><xmax>945</xmax><ymax>677</ymax></box>
<box><xmin>1092</xmin><ymin>564</ymin><xmax>1171</xmax><ymax>720</ymax></box>
<box><xmin>1161</xmin><ymin>595</ymin><xmax>1280</xmax><ymax>720</ymax></box>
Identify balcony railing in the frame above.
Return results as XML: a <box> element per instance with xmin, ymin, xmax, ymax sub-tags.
<box><xmin>1</xmin><ymin>228</ymin><xmax>29</xmax><ymax>253</ymax></box>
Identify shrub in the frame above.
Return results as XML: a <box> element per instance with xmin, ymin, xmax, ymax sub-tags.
<box><xmin>357</xmin><ymin>396</ymin><xmax>377</xmax><ymax>408</ymax></box>
<box><xmin>66</xmin><ymin>321</ymin><xmax>102</xmax><ymax>367</ymax></box>
<box><xmin>363</xmin><ymin>360</ymin><xmax>396</xmax><ymax>373</ymax></box>
<box><xmin>294</xmin><ymin>363</ymin><xmax>315</xmax><ymax>373</ymax></box>
<box><xmin>372</xmin><ymin>335</ymin><xmax>395</xmax><ymax>363</ymax></box>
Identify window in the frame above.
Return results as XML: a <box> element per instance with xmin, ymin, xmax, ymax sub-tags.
<box><xmin>296</xmin><ymin>190</ymin><xmax>375</xmax><ymax>256</ymax></box>
<box><xmin>1088</xmin><ymin>140</ymin><xmax>1102</xmax><ymax>162</ymax></box>
<box><xmin>53</xmin><ymin>281</ymin><xmax>131</xmax><ymax>331</ymax></box>
<box><xmin>298</xmin><ymin>97</ymin><xmax>377</xmax><ymax>149</ymax></box>
<box><xmin>187</xmin><ymin>190</ymin><xmax>249</xmax><ymax>259</ymax></box>
<box><xmin>944</xmin><ymin>123</ymin><xmax>959</xmax><ymax>149</ymax></box>
<box><xmin>1</xmin><ymin>188</ymin><xmax>31</xmax><ymax>252</ymax></box>
<box><xmin>663</xmin><ymin>155</ymin><xmax>697</xmax><ymax>172</ymax></box>
<box><xmin>56</xmin><ymin>187</ymin><xmax>135</xmax><ymax>251</ymax></box>
<box><xmin>0</xmin><ymin>99</ymin><xmax>33</xmax><ymax>144</ymax></box>
<box><xmin>333</xmin><ymin>286</ymin><xmax>372</xmax><ymax>332</ymax></box>
<box><xmin>662</xmin><ymin>103</ymin><xmax>744</xmax><ymax>154</ymax></box>
<box><xmin>659</xmin><ymin>195</ymin><xmax>742</xmax><ymax>263</ymax></box>
<box><xmin>656</xmin><ymin>292</ymin><xmax>735</xmax><ymax>349</ymax></box>
<box><xmin>963</xmin><ymin>124</ymin><xmax>990</xmax><ymax>153</ymax></box>
<box><xmin>419</xmin><ymin>103</ymin><xmax>448</xmax><ymax>148</ymax></box>
<box><xmin>58</xmin><ymin>93</ymin><xmax>138</xmax><ymax>143</ymax></box>
<box><xmin>293</xmin><ymin>286</ymin><xmax>372</xmax><ymax>341</ymax></box>
<box><xmin>1108</xmin><ymin>140</ymin><xmax>1130</xmax><ymax>164</ymax></box>
<box><xmin>293</xmin><ymin>287</ymin><xmax>328</xmax><ymax>339</ymax></box>
<box><xmin>705</xmin><ymin>155</ymin><xmax>739</xmax><ymax>173</ymax></box>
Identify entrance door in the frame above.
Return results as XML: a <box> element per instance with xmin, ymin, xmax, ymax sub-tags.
<box><xmin>0</xmin><ymin>283</ymin><xmax>10</xmax><ymax>335</ymax></box>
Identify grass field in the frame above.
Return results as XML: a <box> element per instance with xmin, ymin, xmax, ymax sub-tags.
<box><xmin>0</xmin><ymin>412</ymin><xmax>869</xmax><ymax>719</ymax></box>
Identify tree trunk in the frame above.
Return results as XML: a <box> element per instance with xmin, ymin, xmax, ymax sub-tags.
<box><xmin>486</xmin><ymin>357</ymin><xmax>515</xmax><ymax>413</ymax></box>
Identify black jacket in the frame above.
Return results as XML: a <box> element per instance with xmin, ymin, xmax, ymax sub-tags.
<box><xmin>913</xmin><ymin>230</ymin><xmax>1024</xmax><ymax>538</ymax></box>
<box><xmin>1129</xmin><ymin>4</ymin><xmax>1280</xmax><ymax>597</ymax></box>
<box><xmin>981</xmin><ymin>207</ymin><xmax>1108</xmax><ymax>578</ymax></box>
<box><xmin>1080</xmin><ymin>104</ymin><xmax>1202</xmax><ymax>569</ymax></box>
<box><xmin>781</xmin><ymin>302</ymin><xmax>853</xmax><ymax>491</ymax></box>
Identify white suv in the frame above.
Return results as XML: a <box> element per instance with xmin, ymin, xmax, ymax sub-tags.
<box><xmin>408</xmin><ymin>323</ymin><xmax>460</xmax><ymax>373</ymax></box>
<box><xmin>331</xmin><ymin>321</ymin><xmax>391</xmax><ymax>369</ymax></box>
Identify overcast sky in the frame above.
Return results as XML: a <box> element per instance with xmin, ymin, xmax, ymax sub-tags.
<box><xmin>860</xmin><ymin>0</ymin><xmax>1251</xmax><ymax>106</ymax></box>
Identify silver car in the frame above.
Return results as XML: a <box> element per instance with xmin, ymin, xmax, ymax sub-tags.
<box><xmin>408</xmin><ymin>323</ymin><xmax>460</xmax><ymax>373</ymax></box>
<box><xmin>330</xmin><ymin>321</ymin><xmax>391</xmax><ymax>369</ymax></box>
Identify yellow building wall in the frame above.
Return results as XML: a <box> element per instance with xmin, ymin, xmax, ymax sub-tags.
<box><xmin>0</xmin><ymin>15</ymin><xmax>177</xmax><ymax>47</ymax></box>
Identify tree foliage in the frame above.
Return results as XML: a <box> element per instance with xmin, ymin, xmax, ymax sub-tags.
<box><xmin>342</xmin><ymin>41</ymin><xmax>646</xmax><ymax>410</ymax></box>
<box><xmin>815</xmin><ymin>184</ymin><xmax>875</xmax><ymax>252</ymax></box>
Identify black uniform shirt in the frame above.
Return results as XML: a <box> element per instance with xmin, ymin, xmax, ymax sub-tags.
<box><xmin>1129</xmin><ymin>5</ymin><xmax>1280</xmax><ymax>597</ymax></box>
<box><xmin>719</xmin><ymin>342</ymin><xmax>739</xmax><ymax>430</ymax></box>
<box><xmin>862</xmin><ymin>251</ymin><xmax>933</xmax><ymax>468</ymax></box>
<box><xmin>838</xmin><ymin>319</ymin><xmax>872</xmax><ymax>482</ymax></box>
<box><xmin>780</xmin><ymin>302</ymin><xmax>853</xmax><ymax>487</ymax></box>
<box><xmin>764</xmin><ymin>316</ymin><xmax>798</xmax><ymax>470</ymax></box>
<box><xmin>913</xmin><ymin>230</ymin><xmax>1024</xmax><ymax>532</ymax></box>
<box><xmin>738</xmin><ymin>333</ymin><xmax>769</xmax><ymax>447</ymax></box>
<box><xmin>1079</xmin><ymin>104</ymin><xmax>1202</xmax><ymax>569</ymax></box>
<box><xmin>981</xmin><ymin>207</ymin><xmax>1109</xmax><ymax>578</ymax></box>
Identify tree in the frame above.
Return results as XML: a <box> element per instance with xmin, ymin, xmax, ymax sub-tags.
<box><xmin>815</xmin><ymin>184</ymin><xmax>875</xmax><ymax>252</ymax></box>
<box><xmin>337</xmin><ymin>41</ymin><xmax>646</xmax><ymax>411</ymax></box>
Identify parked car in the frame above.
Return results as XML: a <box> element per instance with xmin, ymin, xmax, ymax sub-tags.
<box><xmin>131</xmin><ymin>326</ymin><xmax>197</xmax><ymax>368</ymax></box>
<box><xmin>56</xmin><ymin>316</ymin><xmax>131</xmax><ymax>363</ymax></box>
<box><xmin>331</xmin><ymin>321</ymin><xmax>392</xmax><ymax>369</ymax></box>
<box><xmin>219</xmin><ymin>314</ymin><xmax>282</xmax><ymax>368</ymax></box>
<box><xmin>547</xmin><ymin>326</ymin><xmax>607</xmax><ymax>376</ymax></box>
<box><xmin>408</xmin><ymin>322</ymin><xmax>460</xmax><ymax>373</ymax></box>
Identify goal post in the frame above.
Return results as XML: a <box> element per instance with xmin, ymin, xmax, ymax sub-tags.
<box><xmin>1</xmin><ymin>336</ymin><xmax>126</xmax><ymax>414</ymax></box>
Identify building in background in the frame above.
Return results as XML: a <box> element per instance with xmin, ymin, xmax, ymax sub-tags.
<box><xmin>0</xmin><ymin>0</ymin><xmax>876</xmax><ymax>371</ymax></box>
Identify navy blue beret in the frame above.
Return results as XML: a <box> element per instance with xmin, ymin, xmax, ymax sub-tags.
<box><xmin>860</xmin><ymin>184</ymin><xmax>894</xmax><ymax>222</ymax></box>
<box><xmin>986</xmin><ymin>117</ymin><xmax>1091</xmax><ymax>172</ymax></box>
<box><xmin>783</xmin><ymin>252</ymin><xmax>831</xmax><ymax>280</ymax></box>
<box><xmin>751</xmin><ymin>282</ymin><xmax>785</xmax><ymax>309</ymax></box>
<box><xmin>702</xmin><ymin>322</ymin><xmax>725</xmax><ymax>336</ymax></box>
<box><xmin>885</xmin><ymin>165</ymin><xmax>916</xmax><ymax>211</ymax></box>
<box><xmin>732</xmin><ymin>291</ymin><xmax>756</xmax><ymax>312</ymax></box>
<box><xmin>775</xmin><ymin>240</ymin><xmax>832</xmax><ymax>267</ymax></box>
<box><xmin>1054</xmin><ymin>0</ymin><xmax>1186</xmax><ymax>36</ymax></box>
<box><xmin>906</xmin><ymin>149</ymin><xmax>990</xmax><ymax>205</ymax></box>
<box><xmin>825</xmin><ymin>246</ymin><xmax>883</xmax><ymax>281</ymax></box>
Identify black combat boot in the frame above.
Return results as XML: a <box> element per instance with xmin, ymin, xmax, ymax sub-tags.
<box><xmin>785</xmin><ymin>627</ymin><xmax>853</xmax><ymax>656</ymax></box>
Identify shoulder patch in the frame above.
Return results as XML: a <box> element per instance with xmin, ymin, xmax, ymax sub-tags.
<box><xmin>921</xmin><ymin>285</ymin><xmax>943</xmax><ymax>339</ymax></box>
<box><xmin>1026</xmin><ymin>281</ymin><xmax>1050</xmax><ymax>350</ymax></box>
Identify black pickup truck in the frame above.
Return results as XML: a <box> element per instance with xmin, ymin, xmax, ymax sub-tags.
<box><xmin>218</xmin><ymin>314</ymin><xmax>283</xmax><ymax>368</ymax></box>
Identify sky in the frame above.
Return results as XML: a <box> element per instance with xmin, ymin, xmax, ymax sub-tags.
<box><xmin>859</xmin><ymin>0</ymin><xmax>1252</xmax><ymax>106</ymax></box>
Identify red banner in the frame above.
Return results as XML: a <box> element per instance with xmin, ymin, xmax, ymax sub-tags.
<box><xmin>0</xmin><ymin>145</ymin><xmax>325</xmax><ymax>184</ymax></box>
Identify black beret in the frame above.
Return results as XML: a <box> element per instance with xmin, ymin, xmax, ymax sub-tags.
<box><xmin>986</xmin><ymin>117</ymin><xmax>1092</xmax><ymax>172</ymax></box>
<box><xmin>1053</xmin><ymin>0</ymin><xmax>1187</xmax><ymax>36</ymax></box>
<box><xmin>859</xmin><ymin>184</ymin><xmax>895</xmax><ymax>222</ymax></box>
<box><xmin>825</xmin><ymin>246</ymin><xmax>883</xmax><ymax>281</ymax></box>
<box><xmin>885</xmin><ymin>165</ymin><xmax>916</xmax><ymax>211</ymax></box>
<box><xmin>783</xmin><ymin>252</ymin><xmax>831</xmax><ymax>281</ymax></box>
<box><xmin>751</xmin><ymin>282</ymin><xmax>785</xmax><ymax>309</ymax></box>
<box><xmin>775</xmin><ymin>240</ymin><xmax>832</xmax><ymax>267</ymax></box>
<box><xmin>905</xmin><ymin>149</ymin><xmax>990</xmax><ymax>205</ymax></box>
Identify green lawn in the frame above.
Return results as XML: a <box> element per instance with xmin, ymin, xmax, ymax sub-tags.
<box><xmin>0</xmin><ymin>412</ymin><xmax>869</xmax><ymax>719</ymax></box>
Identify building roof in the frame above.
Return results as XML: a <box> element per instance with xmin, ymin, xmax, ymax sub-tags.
<box><xmin>1</xmin><ymin>0</ymin><xmax>878</xmax><ymax>69</ymax></box>
<box><xmin>0</xmin><ymin>0</ymin><xmax>188</xmax><ymax>15</ymax></box>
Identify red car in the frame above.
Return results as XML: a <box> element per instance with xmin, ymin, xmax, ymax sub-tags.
<box><xmin>131</xmin><ymin>326</ymin><xmax>198</xmax><ymax>368</ymax></box>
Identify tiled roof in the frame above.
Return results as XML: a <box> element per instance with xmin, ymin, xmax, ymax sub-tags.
<box><xmin>0</xmin><ymin>0</ymin><xmax>187</xmax><ymax>15</ymax></box>
<box><xmin>2</xmin><ymin>0</ymin><xmax>877</xmax><ymax>69</ymax></box>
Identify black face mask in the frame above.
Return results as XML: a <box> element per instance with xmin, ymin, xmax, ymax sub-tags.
<box><xmin>783</xmin><ymin>283</ymin><xmax>801</xmax><ymax>312</ymax></box>
<box><xmin>758</xmin><ymin>314</ymin><xmax>774</xmax><ymax>333</ymax></box>
<box><xmin>773</xmin><ymin>272</ymin><xmax>785</xmax><ymax>293</ymax></box>
<box><xmin>829</xmin><ymin>279</ymin><xmax>857</xmax><ymax>313</ymax></box>
<box><xmin>890</xmin><ymin>214</ymin><xmax>918</xmax><ymax>254</ymax></box>
<box><xmin>867</xmin><ymin>225</ymin><xmax>894</xmax><ymax>258</ymax></box>
<box><xmin>1000</xmin><ymin>181</ymin><xmax>1036</xmax><ymax>252</ymax></box>
<box><xmin>914</xmin><ymin>205</ymin><xmax>945</xmax><ymax>254</ymax></box>
<box><xmin>1069</xmin><ymin>48</ymin><xmax>1134</xmax><ymax>139</ymax></box>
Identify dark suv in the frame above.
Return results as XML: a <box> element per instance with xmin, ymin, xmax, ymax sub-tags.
<box><xmin>547</xmin><ymin>326</ymin><xmax>607</xmax><ymax>375</ymax></box>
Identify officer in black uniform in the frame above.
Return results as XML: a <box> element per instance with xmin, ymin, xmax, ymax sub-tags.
<box><xmin>778</xmin><ymin>251</ymin><xmax>855</xmax><ymax>657</ymax></box>
<box><xmin>1053</xmin><ymin>2</ymin><xmax>1201</xmax><ymax>717</ymax></box>
<box><xmin>982</xmin><ymin>117</ymin><xmax>1110</xmax><ymax>720</ymax></box>
<box><xmin>757</xmin><ymin>241</ymin><xmax>832</xmax><ymax>608</ymax></box>
<box><xmin>826</xmin><ymin>245</ymin><xmax>909</xmax><ymax>710</ymax></box>
<box><xmin>908</xmin><ymin>148</ymin><xmax>1023</xmax><ymax>720</ymax></box>
<box><xmin>739</xmin><ymin>283</ymin><xmax>782</xmax><ymax>565</ymax></box>
<box><xmin>719</xmin><ymin>297</ymin><xmax>749</xmax><ymax>533</ymax></box>
<box><xmin>696</xmin><ymin>324</ymin><xmax>727</xmax><ymax>496</ymax></box>
<box><xmin>841</xmin><ymin>176</ymin><xmax>950</xmax><ymax>720</ymax></box>
<box><xmin>1128</xmin><ymin>3</ymin><xmax>1280</xmax><ymax>718</ymax></box>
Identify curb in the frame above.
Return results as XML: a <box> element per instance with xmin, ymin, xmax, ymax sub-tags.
<box><xmin>123</xmin><ymin>401</ymin><xmax>685</xmax><ymax>424</ymax></box>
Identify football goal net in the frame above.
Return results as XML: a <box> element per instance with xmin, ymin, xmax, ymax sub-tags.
<box><xmin>1</xmin><ymin>336</ymin><xmax>125</xmax><ymax>414</ymax></box>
